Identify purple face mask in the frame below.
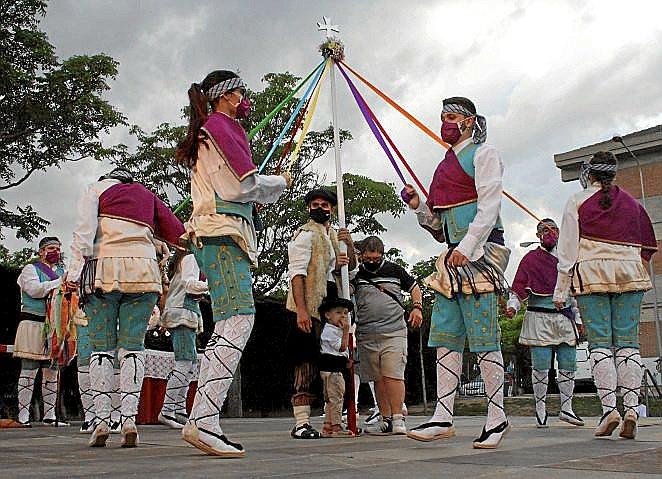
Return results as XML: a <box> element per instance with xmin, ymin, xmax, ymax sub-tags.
<box><xmin>541</xmin><ymin>230</ymin><xmax>558</xmax><ymax>250</ymax></box>
<box><xmin>45</xmin><ymin>250</ymin><xmax>61</xmax><ymax>264</ymax></box>
<box><xmin>236</xmin><ymin>98</ymin><xmax>251</xmax><ymax>119</ymax></box>
<box><xmin>440</xmin><ymin>121</ymin><xmax>462</xmax><ymax>144</ymax></box>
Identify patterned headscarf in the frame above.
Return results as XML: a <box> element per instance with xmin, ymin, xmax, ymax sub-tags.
<box><xmin>38</xmin><ymin>236</ymin><xmax>61</xmax><ymax>249</ymax></box>
<box><xmin>441</xmin><ymin>97</ymin><xmax>487</xmax><ymax>144</ymax></box>
<box><xmin>536</xmin><ymin>218</ymin><xmax>558</xmax><ymax>234</ymax></box>
<box><xmin>205</xmin><ymin>76</ymin><xmax>247</xmax><ymax>101</ymax></box>
<box><xmin>98</xmin><ymin>167</ymin><xmax>134</xmax><ymax>184</ymax></box>
<box><xmin>579</xmin><ymin>158</ymin><xmax>618</xmax><ymax>188</ymax></box>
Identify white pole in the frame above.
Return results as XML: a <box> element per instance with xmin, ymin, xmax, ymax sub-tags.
<box><xmin>329</xmin><ymin>60</ymin><xmax>350</xmax><ymax>300</ymax></box>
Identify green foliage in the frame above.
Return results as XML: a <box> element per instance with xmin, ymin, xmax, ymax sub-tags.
<box><xmin>0</xmin><ymin>245</ymin><xmax>37</xmax><ymax>270</ymax></box>
<box><xmin>115</xmin><ymin>72</ymin><xmax>404</xmax><ymax>297</ymax></box>
<box><xmin>0</xmin><ymin>0</ymin><xmax>126</xmax><ymax>240</ymax></box>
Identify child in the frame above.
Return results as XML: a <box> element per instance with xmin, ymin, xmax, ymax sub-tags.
<box><xmin>318</xmin><ymin>295</ymin><xmax>354</xmax><ymax>438</ymax></box>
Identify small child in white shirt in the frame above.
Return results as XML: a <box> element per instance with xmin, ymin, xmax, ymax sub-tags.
<box><xmin>318</xmin><ymin>295</ymin><xmax>354</xmax><ymax>438</ymax></box>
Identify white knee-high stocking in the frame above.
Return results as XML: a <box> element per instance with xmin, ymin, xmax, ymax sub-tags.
<box><xmin>118</xmin><ymin>350</ymin><xmax>145</xmax><ymax>424</ymax></box>
<box><xmin>531</xmin><ymin>369</ymin><xmax>548</xmax><ymax>422</ymax></box>
<box><xmin>161</xmin><ymin>360</ymin><xmax>193</xmax><ymax>416</ymax></box>
<box><xmin>89</xmin><ymin>352</ymin><xmax>115</xmax><ymax>424</ymax></box>
<box><xmin>17</xmin><ymin>368</ymin><xmax>37</xmax><ymax>424</ymax></box>
<box><xmin>590</xmin><ymin>348</ymin><xmax>617</xmax><ymax>415</ymax></box>
<box><xmin>190</xmin><ymin>314</ymin><xmax>254</xmax><ymax>434</ymax></box>
<box><xmin>557</xmin><ymin>369</ymin><xmax>576</xmax><ymax>416</ymax></box>
<box><xmin>431</xmin><ymin>347</ymin><xmax>462</xmax><ymax>423</ymax></box>
<box><xmin>41</xmin><ymin>368</ymin><xmax>59</xmax><ymax>421</ymax></box>
<box><xmin>477</xmin><ymin>351</ymin><xmax>507</xmax><ymax>429</ymax></box>
<box><xmin>615</xmin><ymin>348</ymin><xmax>642</xmax><ymax>415</ymax></box>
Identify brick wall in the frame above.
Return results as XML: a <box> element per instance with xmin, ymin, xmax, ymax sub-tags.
<box><xmin>640</xmin><ymin>321</ymin><xmax>660</xmax><ymax>357</ymax></box>
<box><xmin>617</xmin><ymin>164</ymin><xmax>662</xmax><ymax>199</ymax></box>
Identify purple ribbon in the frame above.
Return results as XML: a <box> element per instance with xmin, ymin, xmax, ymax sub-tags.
<box><xmin>336</xmin><ymin>63</ymin><xmax>407</xmax><ymax>185</ymax></box>
<box><xmin>34</xmin><ymin>261</ymin><xmax>60</xmax><ymax>281</ymax></box>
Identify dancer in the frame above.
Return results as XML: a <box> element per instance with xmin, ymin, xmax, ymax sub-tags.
<box><xmin>14</xmin><ymin>236</ymin><xmax>68</xmax><ymax>427</ymax></box>
<box><xmin>67</xmin><ymin>167</ymin><xmax>184</xmax><ymax>448</ymax></box>
<box><xmin>286</xmin><ymin>188</ymin><xmax>356</xmax><ymax>439</ymax></box>
<box><xmin>553</xmin><ymin>151</ymin><xmax>656</xmax><ymax>439</ymax></box>
<box><xmin>175</xmin><ymin>70</ymin><xmax>290</xmax><ymax>456</ymax></box>
<box><xmin>318</xmin><ymin>295</ymin><xmax>354</xmax><ymax>437</ymax></box>
<box><xmin>158</xmin><ymin>250</ymin><xmax>208</xmax><ymax>429</ymax></box>
<box><xmin>404</xmin><ymin>97</ymin><xmax>510</xmax><ymax>448</ymax></box>
<box><xmin>506</xmin><ymin>218</ymin><xmax>584</xmax><ymax>428</ymax></box>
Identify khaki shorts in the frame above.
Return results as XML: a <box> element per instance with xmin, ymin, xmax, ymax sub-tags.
<box><xmin>357</xmin><ymin>332</ymin><xmax>407</xmax><ymax>381</ymax></box>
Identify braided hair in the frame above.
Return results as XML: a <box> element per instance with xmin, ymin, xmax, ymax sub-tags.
<box><xmin>175</xmin><ymin>70</ymin><xmax>239</xmax><ymax>169</ymax></box>
<box><xmin>588</xmin><ymin>151</ymin><xmax>618</xmax><ymax>209</ymax></box>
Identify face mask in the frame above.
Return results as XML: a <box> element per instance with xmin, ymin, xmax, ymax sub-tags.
<box><xmin>441</xmin><ymin>120</ymin><xmax>462</xmax><ymax>144</ymax></box>
<box><xmin>362</xmin><ymin>261</ymin><xmax>382</xmax><ymax>272</ymax></box>
<box><xmin>309</xmin><ymin>207</ymin><xmax>331</xmax><ymax>224</ymax></box>
<box><xmin>236</xmin><ymin>98</ymin><xmax>251</xmax><ymax>119</ymax></box>
<box><xmin>540</xmin><ymin>230</ymin><xmax>558</xmax><ymax>250</ymax></box>
<box><xmin>45</xmin><ymin>251</ymin><xmax>61</xmax><ymax>264</ymax></box>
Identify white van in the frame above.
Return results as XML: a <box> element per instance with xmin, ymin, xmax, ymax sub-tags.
<box><xmin>553</xmin><ymin>341</ymin><xmax>593</xmax><ymax>386</ymax></box>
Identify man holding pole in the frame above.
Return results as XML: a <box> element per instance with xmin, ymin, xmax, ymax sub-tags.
<box><xmin>403</xmin><ymin>97</ymin><xmax>511</xmax><ymax>449</ymax></box>
<box><xmin>286</xmin><ymin>188</ymin><xmax>356</xmax><ymax>439</ymax></box>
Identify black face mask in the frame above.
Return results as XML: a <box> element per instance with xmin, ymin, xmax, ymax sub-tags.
<box><xmin>362</xmin><ymin>261</ymin><xmax>382</xmax><ymax>272</ymax></box>
<box><xmin>309</xmin><ymin>207</ymin><xmax>331</xmax><ymax>224</ymax></box>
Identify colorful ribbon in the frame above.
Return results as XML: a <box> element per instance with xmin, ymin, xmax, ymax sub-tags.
<box><xmin>258</xmin><ymin>61</ymin><xmax>326</xmax><ymax>173</ymax></box>
<box><xmin>285</xmin><ymin>58</ymin><xmax>332</xmax><ymax>172</ymax></box>
<box><xmin>337</xmin><ymin>63</ymin><xmax>429</xmax><ymax>197</ymax></box>
<box><xmin>248</xmin><ymin>60</ymin><xmax>325</xmax><ymax>141</ymax></box>
<box><xmin>340</xmin><ymin>60</ymin><xmax>541</xmax><ymax>222</ymax></box>
<box><xmin>337</xmin><ymin>63</ymin><xmax>407</xmax><ymax>185</ymax></box>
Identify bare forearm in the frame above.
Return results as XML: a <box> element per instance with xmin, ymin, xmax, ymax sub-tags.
<box><xmin>292</xmin><ymin>275</ymin><xmax>307</xmax><ymax>312</ymax></box>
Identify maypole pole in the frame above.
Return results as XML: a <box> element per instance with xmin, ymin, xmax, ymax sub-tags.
<box><xmin>317</xmin><ymin>16</ymin><xmax>358</xmax><ymax>435</ymax></box>
<box><xmin>317</xmin><ymin>17</ymin><xmax>350</xmax><ymax>300</ymax></box>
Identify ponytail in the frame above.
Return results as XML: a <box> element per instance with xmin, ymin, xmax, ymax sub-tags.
<box><xmin>175</xmin><ymin>83</ymin><xmax>208</xmax><ymax>169</ymax></box>
<box><xmin>588</xmin><ymin>151</ymin><xmax>617</xmax><ymax>210</ymax></box>
<box><xmin>175</xmin><ymin>70</ymin><xmax>240</xmax><ymax>169</ymax></box>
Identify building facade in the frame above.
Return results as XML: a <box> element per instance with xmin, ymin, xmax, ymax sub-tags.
<box><xmin>554</xmin><ymin>125</ymin><xmax>662</xmax><ymax>363</ymax></box>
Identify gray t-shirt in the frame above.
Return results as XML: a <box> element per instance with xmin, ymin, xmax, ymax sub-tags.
<box><xmin>352</xmin><ymin>261</ymin><xmax>416</xmax><ymax>335</ymax></box>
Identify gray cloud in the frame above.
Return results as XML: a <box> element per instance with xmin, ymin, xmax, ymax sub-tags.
<box><xmin>4</xmin><ymin>0</ymin><xmax>662</xmax><ymax>283</ymax></box>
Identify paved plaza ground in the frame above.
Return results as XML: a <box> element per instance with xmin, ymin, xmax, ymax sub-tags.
<box><xmin>1</xmin><ymin>415</ymin><xmax>661</xmax><ymax>478</ymax></box>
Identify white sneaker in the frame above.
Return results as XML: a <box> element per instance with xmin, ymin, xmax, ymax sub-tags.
<box><xmin>559</xmin><ymin>410</ymin><xmax>585</xmax><ymax>426</ymax></box>
<box><xmin>392</xmin><ymin>414</ymin><xmax>407</xmax><ymax>435</ymax></box>
<box><xmin>595</xmin><ymin>410</ymin><xmax>621</xmax><ymax>437</ymax></box>
<box><xmin>364</xmin><ymin>409</ymin><xmax>382</xmax><ymax>425</ymax></box>
<box><xmin>407</xmin><ymin>421</ymin><xmax>456</xmax><ymax>442</ymax></box>
<box><xmin>182</xmin><ymin>423</ymin><xmax>245</xmax><ymax>457</ymax></box>
<box><xmin>472</xmin><ymin>421</ymin><xmax>510</xmax><ymax>449</ymax></box>
<box><xmin>43</xmin><ymin>418</ymin><xmax>70</xmax><ymax>427</ymax></box>
<box><xmin>158</xmin><ymin>413</ymin><xmax>185</xmax><ymax>429</ymax></box>
<box><xmin>79</xmin><ymin>420</ymin><xmax>95</xmax><ymax>434</ymax></box>
<box><xmin>364</xmin><ymin>417</ymin><xmax>393</xmax><ymax>435</ymax></box>
<box><xmin>619</xmin><ymin>410</ymin><xmax>638</xmax><ymax>439</ymax></box>
<box><xmin>120</xmin><ymin>418</ymin><xmax>139</xmax><ymax>448</ymax></box>
<box><xmin>88</xmin><ymin>421</ymin><xmax>110</xmax><ymax>447</ymax></box>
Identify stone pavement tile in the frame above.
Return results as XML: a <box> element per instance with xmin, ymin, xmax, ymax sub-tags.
<box><xmin>0</xmin><ymin>417</ymin><xmax>660</xmax><ymax>479</ymax></box>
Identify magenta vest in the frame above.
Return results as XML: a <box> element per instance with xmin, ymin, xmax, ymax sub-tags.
<box><xmin>427</xmin><ymin>147</ymin><xmax>478</xmax><ymax>210</ymax></box>
<box><xmin>98</xmin><ymin>183</ymin><xmax>185</xmax><ymax>246</ymax></box>
<box><xmin>201</xmin><ymin>112</ymin><xmax>257</xmax><ymax>181</ymax></box>
<box><xmin>511</xmin><ymin>247</ymin><xmax>558</xmax><ymax>300</ymax></box>
<box><xmin>578</xmin><ymin>186</ymin><xmax>657</xmax><ymax>261</ymax></box>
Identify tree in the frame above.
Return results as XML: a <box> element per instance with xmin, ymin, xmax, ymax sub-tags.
<box><xmin>0</xmin><ymin>245</ymin><xmax>37</xmax><ymax>270</ymax></box>
<box><xmin>0</xmin><ymin>0</ymin><xmax>126</xmax><ymax>240</ymax></box>
<box><xmin>114</xmin><ymin>71</ymin><xmax>405</xmax><ymax>297</ymax></box>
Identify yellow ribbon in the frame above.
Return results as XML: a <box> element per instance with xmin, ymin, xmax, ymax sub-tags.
<box><xmin>286</xmin><ymin>58</ymin><xmax>332</xmax><ymax>172</ymax></box>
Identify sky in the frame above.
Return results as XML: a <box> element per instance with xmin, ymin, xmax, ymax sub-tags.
<box><xmin>4</xmin><ymin>0</ymin><xmax>662</xmax><ymax>279</ymax></box>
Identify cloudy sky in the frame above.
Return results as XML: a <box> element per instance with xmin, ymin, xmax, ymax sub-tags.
<box><xmin>4</xmin><ymin>0</ymin><xmax>662</xmax><ymax>279</ymax></box>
